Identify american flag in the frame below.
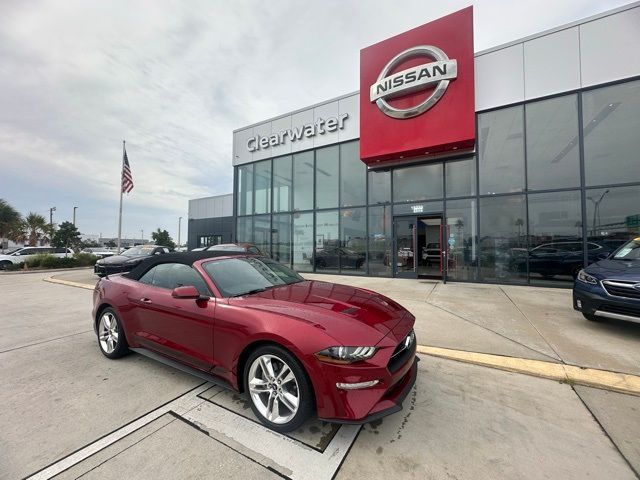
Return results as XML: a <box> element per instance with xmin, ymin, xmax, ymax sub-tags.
<box><xmin>121</xmin><ymin>147</ymin><xmax>134</xmax><ymax>193</ymax></box>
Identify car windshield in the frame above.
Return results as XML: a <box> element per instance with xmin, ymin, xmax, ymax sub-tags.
<box><xmin>203</xmin><ymin>257</ymin><xmax>304</xmax><ymax>297</ymax></box>
<box><xmin>612</xmin><ymin>238</ymin><xmax>640</xmax><ymax>260</ymax></box>
<box><xmin>122</xmin><ymin>246</ymin><xmax>155</xmax><ymax>256</ymax></box>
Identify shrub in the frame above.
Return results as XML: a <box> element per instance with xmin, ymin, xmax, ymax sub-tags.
<box><xmin>6</xmin><ymin>262</ymin><xmax>25</xmax><ymax>271</ymax></box>
<box><xmin>25</xmin><ymin>253</ymin><xmax>51</xmax><ymax>268</ymax></box>
<box><xmin>74</xmin><ymin>252</ymin><xmax>98</xmax><ymax>267</ymax></box>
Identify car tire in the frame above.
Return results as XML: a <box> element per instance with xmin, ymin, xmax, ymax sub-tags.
<box><xmin>0</xmin><ymin>260</ymin><xmax>12</xmax><ymax>270</ymax></box>
<box><xmin>315</xmin><ymin>259</ymin><xmax>326</xmax><ymax>269</ymax></box>
<box><xmin>244</xmin><ymin>345</ymin><xmax>313</xmax><ymax>433</ymax></box>
<box><xmin>96</xmin><ymin>307</ymin><xmax>129</xmax><ymax>358</ymax></box>
<box><xmin>582</xmin><ymin>312</ymin><xmax>604</xmax><ymax>322</ymax></box>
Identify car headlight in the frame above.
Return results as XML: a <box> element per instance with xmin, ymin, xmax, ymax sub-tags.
<box><xmin>315</xmin><ymin>346</ymin><xmax>377</xmax><ymax>364</ymax></box>
<box><xmin>96</xmin><ymin>259</ymin><xmax>104</xmax><ymax>265</ymax></box>
<box><xmin>577</xmin><ymin>269</ymin><xmax>598</xmax><ymax>285</ymax></box>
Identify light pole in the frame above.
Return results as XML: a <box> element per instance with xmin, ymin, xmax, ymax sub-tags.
<box><xmin>587</xmin><ymin>189</ymin><xmax>609</xmax><ymax>236</ymax></box>
<box><xmin>73</xmin><ymin>206</ymin><xmax>78</xmax><ymax>226</ymax></box>
<box><xmin>49</xmin><ymin>207</ymin><xmax>56</xmax><ymax>229</ymax></box>
<box><xmin>178</xmin><ymin>216</ymin><xmax>182</xmax><ymax>248</ymax></box>
<box><xmin>141</xmin><ymin>229</ymin><xmax>144</xmax><ymax>244</ymax></box>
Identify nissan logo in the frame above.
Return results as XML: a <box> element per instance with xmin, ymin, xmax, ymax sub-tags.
<box><xmin>370</xmin><ymin>45</ymin><xmax>457</xmax><ymax>119</ymax></box>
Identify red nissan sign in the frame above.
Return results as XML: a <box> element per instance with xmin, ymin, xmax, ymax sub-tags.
<box><xmin>359</xmin><ymin>7</ymin><xmax>475</xmax><ymax>166</ymax></box>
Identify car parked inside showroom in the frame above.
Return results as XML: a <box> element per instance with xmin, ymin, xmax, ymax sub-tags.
<box><xmin>92</xmin><ymin>251</ymin><xmax>417</xmax><ymax>432</ymax></box>
<box><xmin>0</xmin><ymin>246</ymin><xmax>75</xmax><ymax>269</ymax></box>
<box><xmin>573</xmin><ymin>237</ymin><xmax>640</xmax><ymax>324</ymax></box>
<box><xmin>94</xmin><ymin>245</ymin><xmax>170</xmax><ymax>277</ymax></box>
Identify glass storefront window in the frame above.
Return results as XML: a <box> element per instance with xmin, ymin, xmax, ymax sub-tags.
<box><xmin>314</xmin><ymin>210</ymin><xmax>340</xmax><ymax>273</ymax></box>
<box><xmin>316</xmin><ymin>146</ymin><xmax>339</xmax><ymax>209</ymax></box>
<box><xmin>445</xmin><ymin>198</ymin><xmax>478</xmax><ymax>281</ymax></box>
<box><xmin>236</xmin><ymin>216</ymin><xmax>252</xmax><ymax>243</ymax></box>
<box><xmin>527</xmin><ymin>191</ymin><xmax>583</xmax><ymax>285</ymax></box>
<box><xmin>340</xmin><ymin>208</ymin><xmax>366</xmax><ymax>274</ymax></box>
<box><xmin>368</xmin><ymin>170</ymin><xmax>391</xmax><ymax>205</ymax></box>
<box><xmin>292</xmin><ymin>212</ymin><xmax>313</xmax><ymax>272</ymax></box>
<box><xmin>293</xmin><ymin>151</ymin><xmax>314</xmax><ymax>211</ymax></box>
<box><xmin>445</xmin><ymin>158</ymin><xmax>476</xmax><ymax>198</ymax></box>
<box><xmin>526</xmin><ymin>94</ymin><xmax>580</xmax><ymax>191</ymax></box>
<box><xmin>272</xmin><ymin>213</ymin><xmax>291</xmax><ymax>267</ymax></box>
<box><xmin>478</xmin><ymin>106</ymin><xmax>525</xmax><ymax>195</ymax></box>
<box><xmin>583</xmin><ymin>80</ymin><xmax>640</xmax><ymax>186</ymax></box>
<box><xmin>586</xmin><ymin>185</ymin><xmax>640</xmax><ymax>261</ymax></box>
<box><xmin>273</xmin><ymin>155</ymin><xmax>292</xmax><ymax>213</ymax></box>
<box><xmin>393</xmin><ymin>162</ymin><xmax>443</xmax><ymax>203</ymax></box>
<box><xmin>253</xmin><ymin>215</ymin><xmax>271</xmax><ymax>256</ymax></box>
<box><xmin>340</xmin><ymin>141</ymin><xmax>366</xmax><ymax>207</ymax></box>
<box><xmin>237</xmin><ymin>164</ymin><xmax>253</xmax><ymax>216</ymax></box>
<box><xmin>479</xmin><ymin>195</ymin><xmax>527</xmax><ymax>283</ymax></box>
<box><xmin>254</xmin><ymin>160</ymin><xmax>271</xmax><ymax>215</ymax></box>
<box><xmin>368</xmin><ymin>205</ymin><xmax>392</xmax><ymax>277</ymax></box>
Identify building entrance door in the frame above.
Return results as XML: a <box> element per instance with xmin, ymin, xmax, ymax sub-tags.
<box><xmin>393</xmin><ymin>215</ymin><xmax>445</xmax><ymax>280</ymax></box>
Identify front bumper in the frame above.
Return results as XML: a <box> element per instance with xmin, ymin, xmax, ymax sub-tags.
<box><xmin>319</xmin><ymin>355</ymin><xmax>419</xmax><ymax>424</ymax></box>
<box><xmin>573</xmin><ymin>282</ymin><xmax>640</xmax><ymax>323</ymax></box>
<box><xmin>313</xmin><ymin>325</ymin><xmax>419</xmax><ymax>423</ymax></box>
<box><xmin>94</xmin><ymin>264</ymin><xmax>126</xmax><ymax>276</ymax></box>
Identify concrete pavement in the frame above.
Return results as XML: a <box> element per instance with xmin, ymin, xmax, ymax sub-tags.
<box><xmin>2</xmin><ymin>270</ymin><xmax>639</xmax><ymax>478</ymax></box>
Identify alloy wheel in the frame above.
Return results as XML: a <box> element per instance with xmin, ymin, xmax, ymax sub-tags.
<box><xmin>248</xmin><ymin>354</ymin><xmax>300</xmax><ymax>424</ymax></box>
<box><xmin>98</xmin><ymin>312</ymin><xmax>119</xmax><ymax>354</ymax></box>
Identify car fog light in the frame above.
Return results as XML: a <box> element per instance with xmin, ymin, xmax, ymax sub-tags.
<box><xmin>336</xmin><ymin>380</ymin><xmax>380</xmax><ymax>390</ymax></box>
<box><xmin>576</xmin><ymin>300</ymin><xmax>582</xmax><ymax>309</ymax></box>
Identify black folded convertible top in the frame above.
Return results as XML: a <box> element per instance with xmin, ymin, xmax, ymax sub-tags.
<box><xmin>125</xmin><ymin>251</ymin><xmax>248</xmax><ymax>280</ymax></box>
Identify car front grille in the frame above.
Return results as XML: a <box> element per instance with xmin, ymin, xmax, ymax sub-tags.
<box><xmin>388</xmin><ymin>329</ymin><xmax>416</xmax><ymax>373</ymax></box>
<box><xmin>602</xmin><ymin>280</ymin><xmax>640</xmax><ymax>300</ymax></box>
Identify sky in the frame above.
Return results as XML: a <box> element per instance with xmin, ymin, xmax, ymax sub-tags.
<box><xmin>0</xmin><ymin>0</ymin><xmax>631</xmax><ymax>243</ymax></box>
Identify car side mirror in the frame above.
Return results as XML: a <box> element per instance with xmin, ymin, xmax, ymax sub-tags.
<box><xmin>171</xmin><ymin>285</ymin><xmax>205</xmax><ymax>300</ymax></box>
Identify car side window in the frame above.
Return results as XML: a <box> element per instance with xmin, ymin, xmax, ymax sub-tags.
<box><xmin>143</xmin><ymin>263</ymin><xmax>210</xmax><ymax>295</ymax></box>
<box><xmin>171</xmin><ymin>264</ymin><xmax>210</xmax><ymax>295</ymax></box>
<box><xmin>138</xmin><ymin>267</ymin><xmax>156</xmax><ymax>285</ymax></box>
<box><xmin>248</xmin><ymin>247</ymin><xmax>259</xmax><ymax>254</ymax></box>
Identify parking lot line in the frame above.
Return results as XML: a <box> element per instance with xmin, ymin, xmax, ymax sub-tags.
<box><xmin>418</xmin><ymin>345</ymin><xmax>640</xmax><ymax>397</ymax></box>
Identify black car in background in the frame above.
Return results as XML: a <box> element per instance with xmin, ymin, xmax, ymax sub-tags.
<box><xmin>510</xmin><ymin>241</ymin><xmax>613</xmax><ymax>280</ymax></box>
<box><xmin>94</xmin><ymin>245</ymin><xmax>170</xmax><ymax>277</ymax></box>
<box><xmin>314</xmin><ymin>246</ymin><xmax>365</xmax><ymax>270</ymax></box>
<box><xmin>573</xmin><ymin>237</ymin><xmax>640</xmax><ymax>324</ymax></box>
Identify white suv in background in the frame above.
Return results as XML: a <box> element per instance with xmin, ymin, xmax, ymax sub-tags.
<box><xmin>0</xmin><ymin>247</ymin><xmax>75</xmax><ymax>269</ymax></box>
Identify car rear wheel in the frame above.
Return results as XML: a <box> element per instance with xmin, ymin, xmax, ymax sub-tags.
<box><xmin>245</xmin><ymin>345</ymin><xmax>313</xmax><ymax>433</ymax></box>
<box><xmin>0</xmin><ymin>260</ymin><xmax>12</xmax><ymax>270</ymax></box>
<box><xmin>97</xmin><ymin>308</ymin><xmax>129</xmax><ymax>358</ymax></box>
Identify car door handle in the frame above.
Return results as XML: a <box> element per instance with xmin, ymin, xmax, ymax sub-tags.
<box><xmin>140</xmin><ymin>298</ymin><xmax>152</xmax><ymax>304</ymax></box>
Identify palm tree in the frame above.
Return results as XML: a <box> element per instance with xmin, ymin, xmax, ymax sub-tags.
<box><xmin>0</xmin><ymin>199</ymin><xmax>22</xmax><ymax>252</ymax></box>
<box><xmin>22</xmin><ymin>212</ymin><xmax>50</xmax><ymax>246</ymax></box>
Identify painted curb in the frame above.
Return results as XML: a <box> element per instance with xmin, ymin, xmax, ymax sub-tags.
<box><xmin>43</xmin><ymin>277</ymin><xmax>95</xmax><ymax>290</ymax></box>
<box><xmin>418</xmin><ymin>345</ymin><xmax>640</xmax><ymax>397</ymax></box>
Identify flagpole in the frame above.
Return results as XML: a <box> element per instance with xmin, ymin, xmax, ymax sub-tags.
<box><xmin>117</xmin><ymin>140</ymin><xmax>125</xmax><ymax>254</ymax></box>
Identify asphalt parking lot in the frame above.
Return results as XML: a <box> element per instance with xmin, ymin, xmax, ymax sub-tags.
<box><xmin>1</xmin><ymin>270</ymin><xmax>639</xmax><ymax>479</ymax></box>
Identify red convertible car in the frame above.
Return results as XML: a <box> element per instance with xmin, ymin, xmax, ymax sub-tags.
<box><xmin>92</xmin><ymin>251</ymin><xmax>417</xmax><ymax>432</ymax></box>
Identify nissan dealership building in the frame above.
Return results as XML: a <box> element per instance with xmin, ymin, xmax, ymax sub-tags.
<box><xmin>199</xmin><ymin>3</ymin><xmax>640</xmax><ymax>286</ymax></box>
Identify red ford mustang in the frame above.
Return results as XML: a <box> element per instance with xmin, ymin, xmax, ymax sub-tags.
<box><xmin>92</xmin><ymin>251</ymin><xmax>418</xmax><ymax>432</ymax></box>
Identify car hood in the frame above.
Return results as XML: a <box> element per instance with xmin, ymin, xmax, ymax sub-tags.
<box><xmin>585</xmin><ymin>259</ymin><xmax>640</xmax><ymax>281</ymax></box>
<box><xmin>99</xmin><ymin>254</ymin><xmax>146</xmax><ymax>265</ymax></box>
<box><xmin>230</xmin><ymin>280</ymin><xmax>411</xmax><ymax>345</ymax></box>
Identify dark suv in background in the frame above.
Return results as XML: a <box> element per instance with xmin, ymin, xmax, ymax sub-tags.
<box><xmin>573</xmin><ymin>238</ymin><xmax>640</xmax><ymax>324</ymax></box>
